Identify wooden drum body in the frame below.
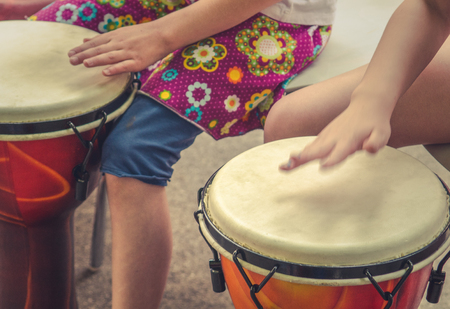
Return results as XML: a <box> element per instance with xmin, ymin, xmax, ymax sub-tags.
<box><xmin>0</xmin><ymin>21</ymin><xmax>136</xmax><ymax>308</ymax></box>
<box><xmin>197</xmin><ymin>137</ymin><xmax>450</xmax><ymax>309</ymax></box>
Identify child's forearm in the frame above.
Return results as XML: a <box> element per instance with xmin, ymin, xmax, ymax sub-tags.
<box><xmin>352</xmin><ymin>0</ymin><xmax>450</xmax><ymax>114</ymax></box>
<box><xmin>155</xmin><ymin>0</ymin><xmax>282</xmax><ymax>53</ymax></box>
<box><xmin>0</xmin><ymin>0</ymin><xmax>53</xmax><ymax>20</ymax></box>
<box><xmin>67</xmin><ymin>0</ymin><xmax>283</xmax><ymax>75</ymax></box>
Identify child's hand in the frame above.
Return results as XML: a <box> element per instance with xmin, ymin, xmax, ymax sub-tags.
<box><xmin>68</xmin><ymin>22</ymin><xmax>168</xmax><ymax>76</ymax></box>
<box><xmin>280</xmin><ymin>99</ymin><xmax>392</xmax><ymax>170</ymax></box>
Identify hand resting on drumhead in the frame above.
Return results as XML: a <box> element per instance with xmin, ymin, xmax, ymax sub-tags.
<box><xmin>68</xmin><ymin>22</ymin><xmax>168</xmax><ymax>76</ymax></box>
<box><xmin>68</xmin><ymin>0</ymin><xmax>281</xmax><ymax>76</ymax></box>
<box><xmin>269</xmin><ymin>0</ymin><xmax>450</xmax><ymax>171</ymax></box>
<box><xmin>280</xmin><ymin>97</ymin><xmax>391</xmax><ymax>169</ymax></box>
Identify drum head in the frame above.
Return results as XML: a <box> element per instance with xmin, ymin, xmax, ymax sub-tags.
<box><xmin>0</xmin><ymin>21</ymin><xmax>133</xmax><ymax>137</ymax></box>
<box><xmin>202</xmin><ymin>137</ymin><xmax>450</xmax><ymax>279</ymax></box>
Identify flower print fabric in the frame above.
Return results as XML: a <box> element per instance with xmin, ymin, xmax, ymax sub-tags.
<box><xmin>139</xmin><ymin>0</ymin><xmax>188</xmax><ymax>18</ymax></box>
<box><xmin>55</xmin><ymin>4</ymin><xmax>79</xmax><ymax>24</ymax></box>
<box><xmin>236</xmin><ymin>16</ymin><xmax>297</xmax><ymax>76</ymax></box>
<box><xmin>182</xmin><ymin>38</ymin><xmax>227</xmax><ymax>72</ymax></box>
<box><xmin>31</xmin><ymin>0</ymin><xmax>331</xmax><ymax>140</ymax></box>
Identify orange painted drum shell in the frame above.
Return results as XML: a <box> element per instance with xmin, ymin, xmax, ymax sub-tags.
<box><xmin>0</xmin><ymin>126</ymin><xmax>109</xmax><ymax>226</ymax></box>
<box><xmin>221</xmin><ymin>256</ymin><xmax>431</xmax><ymax>309</ymax></box>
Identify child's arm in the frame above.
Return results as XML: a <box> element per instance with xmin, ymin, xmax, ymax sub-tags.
<box><xmin>281</xmin><ymin>0</ymin><xmax>450</xmax><ymax>170</ymax></box>
<box><xmin>0</xmin><ymin>0</ymin><xmax>53</xmax><ymax>20</ymax></box>
<box><xmin>68</xmin><ymin>0</ymin><xmax>281</xmax><ymax>76</ymax></box>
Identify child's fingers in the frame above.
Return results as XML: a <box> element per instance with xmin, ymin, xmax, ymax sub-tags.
<box><xmin>320</xmin><ymin>140</ymin><xmax>359</xmax><ymax>168</ymax></box>
<box><xmin>362</xmin><ymin>130</ymin><xmax>389</xmax><ymax>153</ymax></box>
<box><xmin>69</xmin><ymin>55</ymin><xmax>85</xmax><ymax>65</ymax></box>
<box><xmin>81</xmin><ymin>50</ymin><xmax>127</xmax><ymax>68</ymax></box>
<box><xmin>300</xmin><ymin>139</ymin><xmax>335</xmax><ymax>162</ymax></box>
<box><xmin>322</xmin><ymin>129</ymin><xmax>390</xmax><ymax>167</ymax></box>
<box><xmin>69</xmin><ymin>42</ymin><xmax>119</xmax><ymax>66</ymax></box>
<box><xmin>279</xmin><ymin>155</ymin><xmax>299</xmax><ymax>171</ymax></box>
<box><xmin>102</xmin><ymin>59</ymin><xmax>138</xmax><ymax>76</ymax></box>
<box><xmin>68</xmin><ymin>38</ymin><xmax>95</xmax><ymax>56</ymax></box>
<box><xmin>279</xmin><ymin>154</ymin><xmax>309</xmax><ymax>171</ymax></box>
<box><xmin>279</xmin><ymin>140</ymin><xmax>335</xmax><ymax>171</ymax></box>
<box><xmin>68</xmin><ymin>35</ymin><xmax>109</xmax><ymax>58</ymax></box>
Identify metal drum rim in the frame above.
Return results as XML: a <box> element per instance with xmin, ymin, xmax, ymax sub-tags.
<box><xmin>0</xmin><ymin>77</ymin><xmax>135</xmax><ymax>136</ymax></box>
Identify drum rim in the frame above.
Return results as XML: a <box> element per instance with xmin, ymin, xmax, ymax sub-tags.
<box><xmin>0</xmin><ymin>76</ymin><xmax>135</xmax><ymax>135</ymax></box>
<box><xmin>200</xmin><ymin>170</ymin><xmax>450</xmax><ymax>280</ymax></box>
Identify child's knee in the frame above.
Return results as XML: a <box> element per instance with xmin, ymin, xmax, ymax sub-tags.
<box><xmin>264</xmin><ymin>102</ymin><xmax>288</xmax><ymax>143</ymax></box>
<box><xmin>264</xmin><ymin>97</ymin><xmax>312</xmax><ymax>143</ymax></box>
<box><xmin>265</xmin><ymin>99</ymin><xmax>328</xmax><ymax>143</ymax></box>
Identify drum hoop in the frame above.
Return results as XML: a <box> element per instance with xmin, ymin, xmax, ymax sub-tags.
<box><xmin>200</xmin><ymin>170</ymin><xmax>450</xmax><ymax>280</ymax></box>
<box><xmin>0</xmin><ymin>77</ymin><xmax>135</xmax><ymax>135</ymax></box>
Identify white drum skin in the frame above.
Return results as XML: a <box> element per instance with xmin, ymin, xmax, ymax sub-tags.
<box><xmin>0</xmin><ymin>20</ymin><xmax>135</xmax><ymax>141</ymax></box>
<box><xmin>206</xmin><ymin>137</ymin><xmax>449</xmax><ymax>266</ymax></box>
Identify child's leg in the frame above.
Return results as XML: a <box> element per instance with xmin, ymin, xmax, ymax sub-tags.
<box><xmin>100</xmin><ymin>94</ymin><xmax>203</xmax><ymax>309</ymax></box>
<box><xmin>106</xmin><ymin>175</ymin><xmax>171</xmax><ymax>309</ymax></box>
<box><xmin>265</xmin><ymin>37</ymin><xmax>450</xmax><ymax>148</ymax></box>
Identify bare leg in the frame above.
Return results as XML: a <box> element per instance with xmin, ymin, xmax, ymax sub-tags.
<box><xmin>106</xmin><ymin>174</ymin><xmax>172</xmax><ymax>309</ymax></box>
<box><xmin>265</xmin><ymin>37</ymin><xmax>450</xmax><ymax>148</ymax></box>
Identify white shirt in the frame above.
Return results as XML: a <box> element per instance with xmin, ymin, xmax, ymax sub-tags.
<box><xmin>261</xmin><ymin>0</ymin><xmax>337</xmax><ymax>25</ymax></box>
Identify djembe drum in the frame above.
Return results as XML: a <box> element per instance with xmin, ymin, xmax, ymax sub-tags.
<box><xmin>196</xmin><ymin>137</ymin><xmax>450</xmax><ymax>309</ymax></box>
<box><xmin>0</xmin><ymin>21</ymin><xmax>136</xmax><ymax>308</ymax></box>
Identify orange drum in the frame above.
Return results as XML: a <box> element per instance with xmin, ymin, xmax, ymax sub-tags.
<box><xmin>196</xmin><ymin>137</ymin><xmax>450</xmax><ymax>309</ymax></box>
<box><xmin>0</xmin><ymin>21</ymin><xmax>136</xmax><ymax>308</ymax></box>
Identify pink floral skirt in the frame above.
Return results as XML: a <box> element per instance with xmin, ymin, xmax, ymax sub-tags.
<box><xmin>31</xmin><ymin>0</ymin><xmax>331</xmax><ymax>139</ymax></box>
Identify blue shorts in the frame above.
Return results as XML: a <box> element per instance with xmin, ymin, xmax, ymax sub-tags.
<box><xmin>100</xmin><ymin>94</ymin><xmax>204</xmax><ymax>186</ymax></box>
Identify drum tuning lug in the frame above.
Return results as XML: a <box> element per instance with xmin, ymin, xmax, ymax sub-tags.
<box><xmin>209</xmin><ymin>259</ymin><xmax>226</xmax><ymax>293</ymax></box>
<box><xmin>73</xmin><ymin>166</ymin><xmax>90</xmax><ymax>201</ymax></box>
<box><xmin>72</xmin><ymin>141</ymin><xmax>94</xmax><ymax>201</ymax></box>
<box><xmin>427</xmin><ymin>249</ymin><xmax>450</xmax><ymax>303</ymax></box>
<box><xmin>195</xmin><ymin>213</ymin><xmax>226</xmax><ymax>293</ymax></box>
<box><xmin>68</xmin><ymin>114</ymin><xmax>107</xmax><ymax>201</ymax></box>
<box><xmin>427</xmin><ymin>269</ymin><xmax>446</xmax><ymax>303</ymax></box>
